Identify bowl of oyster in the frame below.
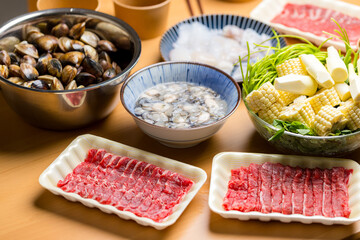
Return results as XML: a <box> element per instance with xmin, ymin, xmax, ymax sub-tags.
<box><xmin>0</xmin><ymin>8</ymin><xmax>141</xmax><ymax>130</ymax></box>
<box><xmin>121</xmin><ymin>62</ymin><xmax>241</xmax><ymax>148</ymax></box>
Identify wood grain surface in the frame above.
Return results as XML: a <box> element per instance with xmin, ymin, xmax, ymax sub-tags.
<box><xmin>2</xmin><ymin>0</ymin><xmax>360</xmax><ymax>239</ymax></box>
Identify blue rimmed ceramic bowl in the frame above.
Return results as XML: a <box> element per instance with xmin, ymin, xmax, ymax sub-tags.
<box><xmin>120</xmin><ymin>62</ymin><xmax>241</xmax><ymax>148</ymax></box>
<box><xmin>160</xmin><ymin>14</ymin><xmax>287</xmax><ymax>82</ymax></box>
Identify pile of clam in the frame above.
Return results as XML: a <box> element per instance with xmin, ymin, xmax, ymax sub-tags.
<box><xmin>0</xmin><ymin>20</ymin><xmax>121</xmax><ymax>90</ymax></box>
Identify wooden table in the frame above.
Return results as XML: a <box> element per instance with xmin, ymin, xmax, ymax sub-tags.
<box><xmin>2</xmin><ymin>0</ymin><xmax>360</xmax><ymax>239</ymax></box>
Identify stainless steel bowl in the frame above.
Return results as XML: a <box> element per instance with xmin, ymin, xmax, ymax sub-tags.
<box><xmin>0</xmin><ymin>8</ymin><xmax>141</xmax><ymax>130</ymax></box>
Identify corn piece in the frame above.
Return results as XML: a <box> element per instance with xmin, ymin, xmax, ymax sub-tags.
<box><xmin>307</xmin><ymin>87</ymin><xmax>341</xmax><ymax>113</ymax></box>
<box><xmin>245</xmin><ymin>82</ymin><xmax>283</xmax><ymax>113</ymax></box>
<box><xmin>276</xmin><ymin>58</ymin><xmax>308</xmax><ymax>77</ymax></box>
<box><xmin>313</xmin><ymin>105</ymin><xmax>345</xmax><ymax>136</ymax></box>
<box><xmin>338</xmin><ymin>99</ymin><xmax>360</xmax><ymax>130</ymax></box>
<box><xmin>279</xmin><ymin>100</ymin><xmax>316</xmax><ymax>128</ymax></box>
<box><xmin>278</xmin><ymin>90</ymin><xmax>299</xmax><ymax>106</ymax></box>
<box><xmin>258</xmin><ymin>102</ymin><xmax>284</xmax><ymax>124</ymax></box>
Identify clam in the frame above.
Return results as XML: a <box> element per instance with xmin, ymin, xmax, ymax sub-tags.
<box><xmin>0</xmin><ymin>36</ymin><xmax>20</xmax><ymax>52</ymax></box>
<box><xmin>69</xmin><ymin>22</ymin><xmax>86</xmax><ymax>40</ymax></box>
<box><xmin>80</xmin><ymin>31</ymin><xmax>99</xmax><ymax>48</ymax></box>
<box><xmin>47</xmin><ymin>58</ymin><xmax>62</xmax><ymax>78</ymax></box>
<box><xmin>30</xmin><ymin>79</ymin><xmax>50</xmax><ymax>90</ymax></box>
<box><xmin>102</xmin><ymin>68</ymin><xmax>116</xmax><ymax>80</ymax></box>
<box><xmin>98</xmin><ymin>51</ymin><xmax>111</xmax><ymax>70</ymax></box>
<box><xmin>9</xmin><ymin>52</ymin><xmax>21</xmax><ymax>65</ymax></box>
<box><xmin>71</xmin><ymin>40</ymin><xmax>85</xmax><ymax>51</ymax></box>
<box><xmin>34</xmin><ymin>35</ymin><xmax>58</xmax><ymax>52</ymax></box>
<box><xmin>0</xmin><ymin>50</ymin><xmax>11</xmax><ymax>66</ymax></box>
<box><xmin>112</xmin><ymin>61</ymin><xmax>121</xmax><ymax>74</ymax></box>
<box><xmin>22</xmin><ymin>25</ymin><xmax>41</xmax><ymax>40</ymax></box>
<box><xmin>97</xmin><ymin>40</ymin><xmax>117</xmax><ymax>52</ymax></box>
<box><xmin>36</xmin><ymin>53</ymin><xmax>52</xmax><ymax>75</ymax></box>
<box><xmin>58</xmin><ymin>37</ymin><xmax>72</xmax><ymax>52</ymax></box>
<box><xmin>81</xmin><ymin>56</ymin><xmax>103</xmax><ymax>78</ymax></box>
<box><xmin>83</xmin><ymin>45</ymin><xmax>98</xmax><ymax>62</ymax></box>
<box><xmin>38</xmin><ymin>75</ymin><xmax>64</xmax><ymax>90</ymax></box>
<box><xmin>20</xmin><ymin>55</ymin><xmax>36</xmax><ymax>67</ymax></box>
<box><xmin>60</xmin><ymin>51</ymin><xmax>85</xmax><ymax>67</ymax></box>
<box><xmin>0</xmin><ymin>65</ymin><xmax>9</xmax><ymax>78</ymax></box>
<box><xmin>51</xmin><ymin>23</ymin><xmax>69</xmax><ymax>38</ymax></box>
<box><xmin>20</xmin><ymin>63</ymin><xmax>39</xmax><ymax>81</ymax></box>
<box><xmin>61</xmin><ymin>65</ymin><xmax>77</xmax><ymax>85</ymax></box>
<box><xmin>75</xmin><ymin>72</ymin><xmax>96</xmax><ymax>86</ymax></box>
<box><xmin>9</xmin><ymin>64</ymin><xmax>21</xmax><ymax>78</ymax></box>
<box><xmin>14</xmin><ymin>42</ymin><xmax>39</xmax><ymax>58</ymax></box>
<box><xmin>52</xmin><ymin>52</ymin><xmax>64</xmax><ymax>59</ymax></box>
<box><xmin>27</xmin><ymin>31</ymin><xmax>44</xmax><ymax>43</ymax></box>
<box><xmin>7</xmin><ymin>77</ymin><xmax>24</xmax><ymax>85</ymax></box>
<box><xmin>65</xmin><ymin>79</ymin><xmax>77</xmax><ymax>90</ymax></box>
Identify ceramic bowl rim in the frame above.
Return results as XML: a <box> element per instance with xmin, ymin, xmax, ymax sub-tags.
<box><xmin>0</xmin><ymin>8</ymin><xmax>141</xmax><ymax>93</ymax></box>
<box><xmin>159</xmin><ymin>13</ymin><xmax>287</xmax><ymax>62</ymax></box>
<box><xmin>120</xmin><ymin>61</ymin><xmax>241</xmax><ymax>132</ymax></box>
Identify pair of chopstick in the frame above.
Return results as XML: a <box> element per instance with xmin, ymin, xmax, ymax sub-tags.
<box><xmin>185</xmin><ymin>0</ymin><xmax>204</xmax><ymax>16</ymax></box>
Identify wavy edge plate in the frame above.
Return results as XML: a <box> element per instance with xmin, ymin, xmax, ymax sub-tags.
<box><xmin>250</xmin><ymin>0</ymin><xmax>360</xmax><ymax>52</ymax></box>
<box><xmin>160</xmin><ymin>14</ymin><xmax>287</xmax><ymax>82</ymax></box>
<box><xmin>39</xmin><ymin>134</ymin><xmax>207</xmax><ymax>230</ymax></box>
<box><xmin>208</xmin><ymin>152</ymin><xmax>360</xmax><ymax>225</ymax></box>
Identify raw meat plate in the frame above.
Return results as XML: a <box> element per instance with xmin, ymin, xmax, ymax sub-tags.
<box><xmin>209</xmin><ymin>152</ymin><xmax>360</xmax><ymax>225</ymax></box>
<box><xmin>39</xmin><ymin>134</ymin><xmax>207</xmax><ymax>229</ymax></box>
<box><xmin>250</xmin><ymin>0</ymin><xmax>360</xmax><ymax>52</ymax></box>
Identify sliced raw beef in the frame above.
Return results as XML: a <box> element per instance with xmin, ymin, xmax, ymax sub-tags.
<box><xmin>244</xmin><ymin>163</ymin><xmax>261</xmax><ymax>212</ymax></box>
<box><xmin>292</xmin><ymin>167</ymin><xmax>305</xmax><ymax>215</ymax></box>
<box><xmin>282</xmin><ymin>165</ymin><xmax>294</xmax><ymax>215</ymax></box>
<box><xmin>323</xmin><ymin>169</ymin><xmax>334</xmax><ymax>217</ymax></box>
<box><xmin>271</xmin><ymin>163</ymin><xmax>284</xmax><ymax>213</ymax></box>
<box><xmin>223</xmin><ymin>162</ymin><xmax>352</xmax><ymax>218</ymax></box>
<box><xmin>312</xmin><ymin>168</ymin><xmax>324</xmax><ymax>216</ymax></box>
<box><xmin>271</xmin><ymin>3</ymin><xmax>360</xmax><ymax>46</ymax></box>
<box><xmin>57</xmin><ymin>149</ymin><xmax>194</xmax><ymax>222</ymax></box>
<box><xmin>260</xmin><ymin>162</ymin><xmax>273</xmax><ymax>213</ymax></box>
<box><xmin>303</xmin><ymin>169</ymin><xmax>314</xmax><ymax>216</ymax></box>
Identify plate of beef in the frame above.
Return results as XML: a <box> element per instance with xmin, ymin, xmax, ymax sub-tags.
<box><xmin>209</xmin><ymin>152</ymin><xmax>360</xmax><ymax>224</ymax></box>
<box><xmin>250</xmin><ymin>0</ymin><xmax>360</xmax><ymax>52</ymax></box>
<box><xmin>39</xmin><ymin>134</ymin><xmax>207</xmax><ymax>229</ymax></box>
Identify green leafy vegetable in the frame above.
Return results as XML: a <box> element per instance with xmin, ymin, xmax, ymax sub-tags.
<box><xmin>269</xmin><ymin>120</ymin><xmax>315</xmax><ymax>141</ymax></box>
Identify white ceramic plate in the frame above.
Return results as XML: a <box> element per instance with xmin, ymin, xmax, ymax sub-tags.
<box><xmin>250</xmin><ymin>0</ymin><xmax>360</xmax><ymax>52</ymax></box>
<box><xmin>209</xmin><ymin>152</ymin><xmax>360</xmax><ymax>225</ymax></box>
<box><xmin>39</xmin><ymin>134</ymin><xmax>207</xmax><ymax>230</ymax></box>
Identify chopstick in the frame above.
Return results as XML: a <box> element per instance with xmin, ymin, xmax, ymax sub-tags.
<box><xmin>185</xmin><ymin>0</ymin><xmax>204</xmax><ymax>16</ymax></box>
<box><xmin>196</xmin><ymin>0</ymin><xmax>204</xmax><ymax>15</ymax></box>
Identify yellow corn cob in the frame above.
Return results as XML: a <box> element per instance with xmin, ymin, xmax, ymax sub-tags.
<box><xmin>278</xmin><ymin>90</ymin><xmax>299</xmax><ymax>106</ymax></box>
<box><xmin>279</xmin><ymin>100</ymin><xmax>316</xmax><ymax>128</ymax></box>
<box><xmin>245</xmin><ymin>82</ymin><xmax>283</xmax><ymax>113</ymax></box>
<box><xmin>307</xmin><ymin>87</ymin><xmax>341</xmax><ymax>113</ymax></box>
<box><xmin>313</xmin><ymin>105</ymin><xmax>345</xmax><ymax>136</ymax></box>
<box><xmin>338</xmin><ymin>99</ymin><xmax>360</xmax><ymax>130</ymax></box>
<box><xmin>276</xmin><ymin>58</ymin><xmax>308</xmax><ymax>77</ymax></box>
<box><xmin>257</xmin><ymin>102</ymin><xmax>284</xmax><ymax>124</ymax></box>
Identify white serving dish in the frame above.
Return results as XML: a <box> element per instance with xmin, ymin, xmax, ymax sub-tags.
<box><xmin>250</xmin><ymin>0</ymin><xmax>360</xmax><ymax>52</ymax></box>
<box><xmin>39</xmin><ymin>134</ymin><xmax>207</xmax><ymax>230</ymax></box>
<box><xmin>208</xmin><ymin>152</ymin><xmax>360</xmax><ymax>225</ymax></box>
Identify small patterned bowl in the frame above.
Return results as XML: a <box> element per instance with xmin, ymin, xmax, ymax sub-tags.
<box><xmin>160</xmin><ymin>14</ymin><xmax>287</xmax><ymax>82</ymax></box>
<box><xmin>120</xmin><ymin>62</ymin><xmax>241</xmax><ymax>148</ymax></box>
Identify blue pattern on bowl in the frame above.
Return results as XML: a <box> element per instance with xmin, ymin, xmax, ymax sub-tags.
<box><xmin>160</xmin><ymin>14</ymin><xmax>286</xmax><ymax>62</ymax></box>
<box><xmin>122</xmin><ymin>62</ymin><xmax>240</xmax><ymax>117</ymax></box>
